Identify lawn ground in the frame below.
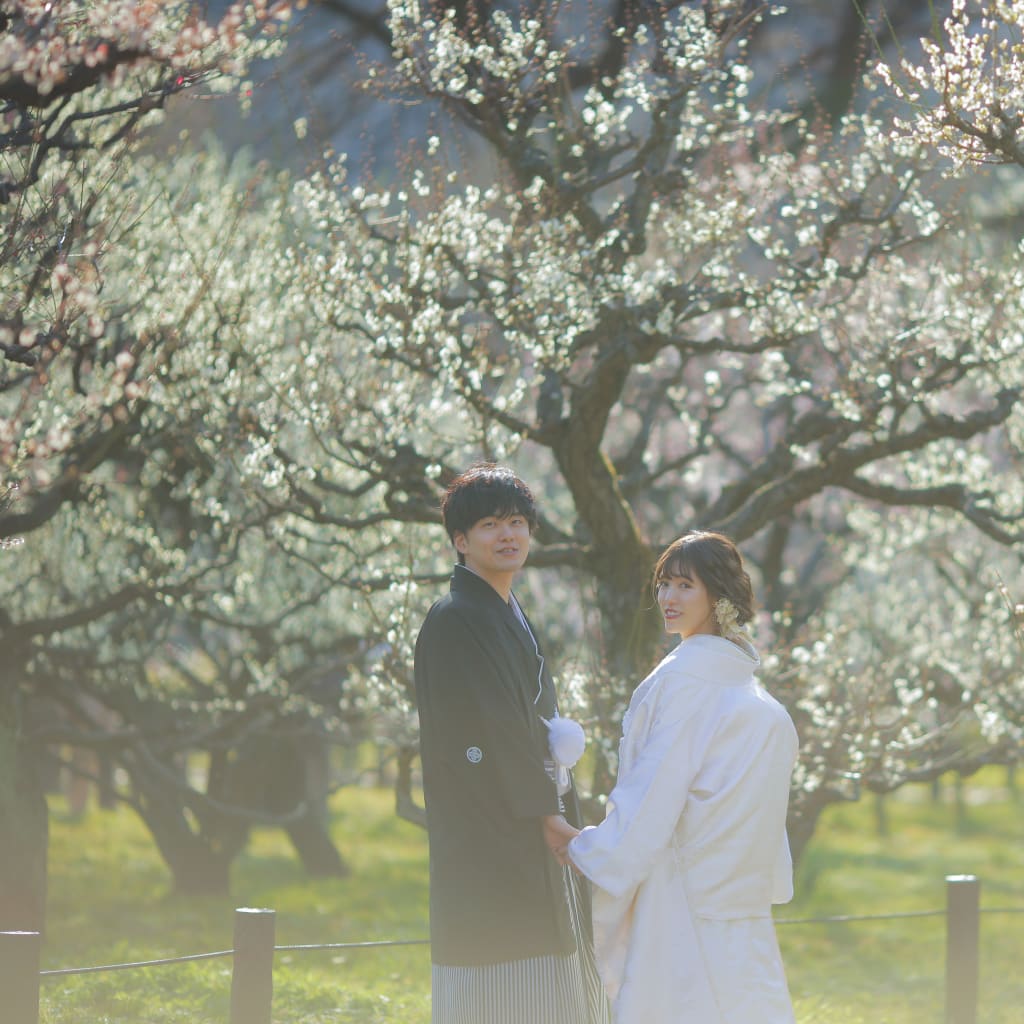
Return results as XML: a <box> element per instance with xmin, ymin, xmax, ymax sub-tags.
<box><xmin>38</xmin><ymin>768</ymin><xmax>1024</xmax><ymax>1023</ymax></box>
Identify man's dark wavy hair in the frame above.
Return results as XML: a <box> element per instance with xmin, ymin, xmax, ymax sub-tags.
<box><xmin>441</xmin><ymin>464</ymin><xmax>539</xmax><ymax>563</ymax></box>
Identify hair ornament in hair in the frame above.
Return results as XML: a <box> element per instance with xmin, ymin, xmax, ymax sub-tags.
<box><xmin>714</xmin><ymin>597</ymin><xmax>748</xmax><ymax>641</ymax></box>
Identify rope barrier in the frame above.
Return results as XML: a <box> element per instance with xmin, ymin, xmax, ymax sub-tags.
<box><xmin>275</xmin><ymin>939</ymin><xmax>430</xmax><ymax>952</ymax></box>
<box><xmin>37</xmin><ymin>906</ymin><xmax>1024</xmax><ymax>978</ymax></box>
<box><xmin>40</xmin><ymin>949</ymin><xmax>234</xmax><ymax>978</ymax></box>
<box><xmin>777</xmin><ymin>906</ymin><xmax>1024</xmax><ymax>925</ymax></box>
<box><xmin>38</xmin><ymin>938</ymin><xmax>429</xmax><ymax>978</ymax></box>
<box><xmin>777</xmin><ymin>909</ymin><xmax>946</xmax><ymax>924</ymax></box>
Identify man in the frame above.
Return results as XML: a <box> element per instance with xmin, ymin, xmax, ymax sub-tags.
<box><xmin>414</xmin><ymin>464</ymin><xmax>608</xmax><ymax>1024</ymax></box>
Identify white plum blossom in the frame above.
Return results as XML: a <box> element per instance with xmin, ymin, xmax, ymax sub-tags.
<box><xmin>3</xmin><ymin>1</ymin><xmax>1023</xmax><ymax>867</ymax></box>
<box><xmin>880</xmin><ymin>0</ymin><xmax>1024</xmax><ymax>171</ymax></box>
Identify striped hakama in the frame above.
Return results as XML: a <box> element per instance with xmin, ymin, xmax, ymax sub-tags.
<box><xmin>431</xmin><ymin>864</ymin><xmax>611</xmax><ymax>1024</ymax></box>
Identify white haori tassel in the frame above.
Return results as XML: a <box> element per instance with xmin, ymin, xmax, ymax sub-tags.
<box><xmin>542</xmin><ymin>714</ymin><xmax>587</xmax><ymax>769</ymax></box>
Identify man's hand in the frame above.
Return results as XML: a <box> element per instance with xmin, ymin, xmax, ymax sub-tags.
<box><xmin>542</xmin><ymin>814</ymin><xmax>580</xmax><ymax>865</ymax></box>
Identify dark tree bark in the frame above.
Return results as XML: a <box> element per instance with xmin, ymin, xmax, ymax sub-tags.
<box><xmin>122</xmin><ymin>730</ymin><xmax>351</xmax><ymax>893</ymax></box>
<box><xmin>786</xmin><ymin>788</ymin><xmax>837</xmax><ymax>869</ymax></box>
<box><xmin>394</xmin><ymin>744</ymin><xmax>426</xmax><ymax>829</ymax></box>
<box><xmin>132</xmin><ymin>768</ymin><xmax>235</xmax><ymax>896</ymax></box>
<box><xmin>0</xmin><ymin>673</ymin><xmax>49</xmax><ymax>932</ymax></box>
<box><xmin>286</xmin><ymin>810</ymin><xmax>350</xmax><ymax>877</ymax></box>
<box><xmin>228</xmin><ymin>734</ymin><xmax>350</xmax><ymax>878</ymax></box>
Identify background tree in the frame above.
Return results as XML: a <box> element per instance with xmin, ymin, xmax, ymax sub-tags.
<box><xmin>3</xmin><ymin>0</ymin><xmax>1022</xmax><ymax>928</ymax></box>
<box><xmin>288</xmin><ymin>0</ymin><xmax>940</xmax><ymax>141</ymax></box>
<box><xmin>253</xmin><ymin>0</ymin><xmax>1024</xmax><ymax>853</ymax></box>
<box><xmin>0</xmin><ymin>0</ymin><xmax>330</xmax><ymax>915</ymax></box>
<box><xmin>0</xmin><ymin>132</ymin><xmax>379</xmax><ymax>895</ymax></box>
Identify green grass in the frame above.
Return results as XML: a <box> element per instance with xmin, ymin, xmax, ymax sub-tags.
<box><xmin>39</xmin><ymin>771</ymin><xmax>1024</xmax><ymax>1023</ymax></box>
<box><xmin>780</xmin><ymin>779</ymin><xmax>1024</xmax><ymax>1024</ymax></box>
<box><xmin>42</xmin><ymin>787</ymin><xmax>432</xmax><ymax>1024</ymax></box>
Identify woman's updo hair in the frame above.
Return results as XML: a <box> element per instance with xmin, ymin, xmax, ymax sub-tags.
<box><xmin>651</xmin><ymin>531</ymin><xmax>755</xmax><ymax>626</ymax></box>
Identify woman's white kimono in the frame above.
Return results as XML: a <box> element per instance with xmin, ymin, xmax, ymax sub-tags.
<box><xmin>568</xmin><ymin>634</ymin><xmax>798</xmax><ymax>1024</ymax></box>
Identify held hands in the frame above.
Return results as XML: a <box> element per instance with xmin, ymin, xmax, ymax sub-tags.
<box><xmin>542</xmin><ymin>814</ymin><xmax>580</xmax><ymax>866</ymax></box>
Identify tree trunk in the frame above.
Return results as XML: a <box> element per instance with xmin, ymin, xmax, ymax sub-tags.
<box><xmin>544</xmin><ymin>428</ymin><xmax>663</xmax><ymax>804</ymax></box>
<box><xmin>873</xmin><ymin>791</ymin><xmax>889</xmax><ymax>837</ymax></box>
<box><xmin>128</xmin><ymin>756</ymin><xmax>236</xmax><ymax>895</ymax></box>
<box><xmin>137</xmin><ymin>796</ymin><xmax>235</xmax><ymax>895</ymax></box>
<box><xmin>953</xmin><ymin>773</ymin><xmax>967</xmax><ymax>835</ymax></box>
<box><xmin>165</xmin><ymin>843</ymin><xmax>233</xmax><ymax>895</ymax></box>
<box><xmin>551</xmin><ymin>437</ymin><xmax>665</xmax><ymax>798</ymax></box>
<box><xmin>0</xmin><ymin>693</ymin><xmax>49</xmax><ymax>932</ymax></box>
<box><xmin>286</xmin><ymin>811</ymin><xmax>350</xmax><ymax>877</ymax></box>
<box><xmin>786</xmin><ymin>788</ymin><xmax>835</xmax><ymax>869</ymax></box>
<box><xmin>228</xmin><ymin>732</ymin><xmax>350</xmax><ymax>877</ymax></box>
<box><xmin>552</xmin><ymin>439</ymin><xmax>662</xmax><ymax>668</ymax></box>
<box><xmin>395</xmin><ymin>745</ymin><xmax>426</xmax><ymax>829</ymax></box>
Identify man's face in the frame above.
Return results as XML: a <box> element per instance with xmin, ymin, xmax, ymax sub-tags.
<box><xmin>454</xmin><ymin>512</ymin><xmax>531</xmax><ymax>581</ymax></box>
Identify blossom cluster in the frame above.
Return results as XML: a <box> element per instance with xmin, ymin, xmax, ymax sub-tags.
<box><xmin>0</xmin><ymin>1</ymin><xmax>290</xmax><ymax>100</ymax></box>
<box><xmin>879</xmin><ymin>0</ymin><xmax>1024</xmax><ymax>170</ymax></box>
<box><xmin>2</xmin><ymin>0</ymin><xmax>1022</xmax><ymax>859</ymax></box>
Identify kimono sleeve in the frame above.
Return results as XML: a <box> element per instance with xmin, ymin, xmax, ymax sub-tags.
<box><xmin>416</xmin><ymin>606</ymin><xmax>559</xmax><ymax>820</ymax></box>
<box><xmin>569</xmin><ymin>678</ymin><xmax>712</xmax><ymax>899</ymax></box>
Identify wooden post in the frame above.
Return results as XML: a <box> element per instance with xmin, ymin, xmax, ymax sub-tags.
<box><xmin>945</xmin><ymin>875</ymin><xmax>980</xmax><ymax>1024</ymax></box>
<box><xmin>230</xmin><ymin>908</ymin><xmax>275</xmax><ymax>1024</ymax></box>
<box><xmin>0</xmin><ymin>930</ymin><xmax>42</xmax><ymax>1024</ymax></box>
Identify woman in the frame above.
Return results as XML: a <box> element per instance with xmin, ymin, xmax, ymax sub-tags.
<box><xmin>567</xmin><ymin>531</ymin><xmax>798</xmax><ymax>1024</ymax></box>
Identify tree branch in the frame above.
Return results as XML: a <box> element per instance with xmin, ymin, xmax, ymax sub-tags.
<box><xmin>0</xmin><ymin>47</ymin><xmax>148</xmax><ymax>108</ymax></box>
<box><xmin>840</xmin><ymin>477</ymin><xmax>1024</xmax><ymax>544</ymax></box>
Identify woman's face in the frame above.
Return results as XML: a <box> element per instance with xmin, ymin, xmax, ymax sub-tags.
<box><xmin>656</xmin><ymin>567</ymin><xmax>717</xmax><ymax>638</ymax></box>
